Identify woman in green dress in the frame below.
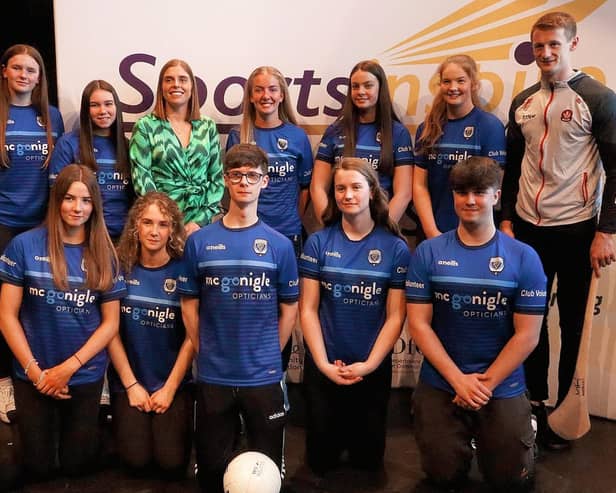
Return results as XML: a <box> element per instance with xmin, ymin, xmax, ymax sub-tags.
<box><xmin>129</xmin><ymin>59</ymin><xmax>223</xmax><ymax>235</ymax></box>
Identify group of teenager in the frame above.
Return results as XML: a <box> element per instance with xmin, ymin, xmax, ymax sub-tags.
<box><xmin>0</xmin><ymin>10</ymin><xmax>614</xmax><ymax>493</ymax></box>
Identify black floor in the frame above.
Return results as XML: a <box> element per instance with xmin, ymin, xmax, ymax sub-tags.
<box><xmin>3</xmin><ymin>386</ymin><xmax>616</xmax><ymax>492</ymax></box>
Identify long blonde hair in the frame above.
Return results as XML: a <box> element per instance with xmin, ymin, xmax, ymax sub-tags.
<box><xmin>239</xmin><ymin>66</ymin><xmax>297</xmax><ymax>144</ymax></box>
<box><xmin>417</xmin><ymin>54</ymin><xmax>481</xmax><ymax>154</ymax></box>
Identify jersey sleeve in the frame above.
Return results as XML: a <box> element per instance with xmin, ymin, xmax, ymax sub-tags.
<box><xmin>0</xmin><ymin>237</ymin><xmax>25</xmax><ymax>285</ymax></box>
<box><xmin>49</xmin><ymin>133</ymin><xmax>77</xmax><ymax>186</ymax></box>
<box><xmin>590</xmin><ymin>86</ymin><xmax>616</xmax><ymax>233</ymax></box>
<box><xmin>393</xmin><ymin>123</ymin><xmax>414</xmax><ymax>167</ymax></box>
<box><xmin>413</xmin><ymin>124</ymin><xmax>428</xmax><ymax>169</ymax></box>
<box><xmin>49</xmin><ymin>106</ymin><xmax>65</xmax><ymax>140</ymax></box>
<box><xmin>298</xmin><ymin>129</ymin><xmax>314</xmax><ymax>188</ymax></box>
<box><xmin>177</xmin><ymin>234</ymin><xmax>201</xmax><ymax>296</ymax></box>
<box><xmin>100</xmin><ymin>272</ymin><xmax>128</xmax><ymax>303</ymax></box>
<box><xmin>480</xmin><ymin>113</ymin><xmax>506</xmax><ymax>165</ymax></box>
<box><xmin>315</xmin><ymin>124</ymin><xmax>338</xmax><ymax>164</ymax></box>
<box><xmin>277</xmin><ymin>239</ymin><xmax>299</xmax><ymax>303</ymax></box>
<box><xmin>226</xmin><ymin>127</ymin><xmax>240</xmax><ymax>151</ymax></box>
<box><xmin>405</xmin><ymin>245</ymin><xmax>432</xmax><ymax>303</ymax></box>
<box><xmin>390</xmin><ymin>238</ymin><xmax>411</xmax><ymax>289</ymax></box>
<box><xmin>298</xmin><ymin>233</ymin><xmax>321</xmax><ymax>280</ymax></box>
<box><xmin>501</xmin><ymin>97</ymin><xmax>526</xmax><ymax>222</ymax></box>
<box><xmin>513</xmin><ymin>245</ymin><xmax>547</xmax><ymax>315</ymax></box>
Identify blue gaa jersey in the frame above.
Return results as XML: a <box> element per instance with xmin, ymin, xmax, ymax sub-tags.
<box><xmin>0</xmin><ymin>228</ymin><xmax>126</xmax><ymax>385</ymax></box>
<box><xmin>227</xmin><ymin>123</ymin><xmax>313</xmax><ymax>237</ymax></box>
<box><xmin>316</xmin><ymin>121</ymin><xmax>413</xmax><ymax>196</ymax></box>
<box><xmin>405</xmin><ymin>230</ymin><xmax>546</xmax><ymax>399</ymax></box>
<box><xmin>49</xmin><ymin>130</ymin><xmax>131</xmax><ymax>238</ymax></box>
<box><xmin>0</xmin><ymin>105</ymin><xmax>64</xmax><ymax>228</ymax></box>
<box><xmin>178</xmin><ymin>220</ymin><xmax>299</xmax><ymax>387</ymax></box>
<box><xmin>299</xmin><ymin>224</ymin><xmax>410</xmax><ymax>363</ymax></box>
<box><xmin>415</xmin><ymin>107</ymin><xmax>505</xmax><ymax>233</ymax></box>
<box><xmin>109</xmin><ymin>259</ymin><xmax>189</xmax><ymax>393</ymax></box>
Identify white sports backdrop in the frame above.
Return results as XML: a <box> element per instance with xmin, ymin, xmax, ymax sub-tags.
<box><xmin>54</xmin><ymin>0</ymin><xmax>616</xmax><ymax>418</ymax></box>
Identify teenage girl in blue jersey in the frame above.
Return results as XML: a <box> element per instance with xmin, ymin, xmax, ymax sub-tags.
<box><xmin>227</xmin><ymin>66</ymin><xmax>313</xmax><ymax>374</ymax></box>
<box><xmin>0</xmin><ymin>164</ymin><xmax>125</xmax><ymax>480</ymax></box>
<box><xmin>49</xmin><ymin>80</ymin><xmax>132</xmax><ymax>242</ymax></box>
<box><xmin>413</xmin><ymin>54</ymin><xmax>506</xmax><ymax>238</ymax></box>
<box><xmin>299</xmin><ymin>157</ymin><xmax>410</xmax><ymax>474</ymax></box>
<box><xmin>310</xmin><ymin>60</ymin><xmax>413</xmax><ymax>226</ymax></box>
<box><xmin>227</xmin><ymin>66</ymin><xmax>313</xmax><ymax>255</ymax></box>
<box><xmin>0</xmin><ymin>44</ymin><xmax>64</xmax><ymax>424</ymax></box>
<box><xmin>109</xmin><ymin>191</ymin><xmax>193</xmax><ymax>477</ymax></box>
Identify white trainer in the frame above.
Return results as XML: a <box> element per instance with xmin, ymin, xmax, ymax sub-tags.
<box><xmin>0</xmin><ymin>377</ymin><xmax>16</xmax><ymax>424</ymax></box>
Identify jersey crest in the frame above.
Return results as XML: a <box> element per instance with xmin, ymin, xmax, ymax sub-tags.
<box><xmin>276</xmin><ymin>137</ymin><xmax>288</xmax><ymax>151</ymax></box>
<box><xmin>253</xmin><ymin>238</ymin><xmax>268</xmax><ymax>255</ymax></box>
<box><xmin>489</xmin><ymin>256</ymin><xmax>504</xmax><ymax>274</ymax></box>
<box><xmin>163</xmin><ymin>278</ymin><xmax>177</xmax><ymax>293</ymax></box>
<box><xmin>463</xmin><ymin>126</ymin><xmax>474</xmax><ymax>139</ymax></box>
<box><xmin>368</xmin><ymin>249</ymin><xmax>382</xmax><ymax>265</ymax></box>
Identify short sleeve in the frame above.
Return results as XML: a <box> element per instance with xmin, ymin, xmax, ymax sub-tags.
<box><xmin>277</xmin><ymin>239</ymin><xmax>299</xmax><ymax>303</ymax></box>
<box><xmin>405</xmin><ymin>245</ymin><xmax>432</xmax><ymax>303</ymax></box>
<box><xmin>298</xmin><ymin>233</ymin><xmax>321</xmax><ymax>280</ymax></box>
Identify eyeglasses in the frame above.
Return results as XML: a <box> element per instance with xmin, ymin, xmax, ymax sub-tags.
<box><xmin>224</xmin><ymin>171</ymin><xmax>264</xmax><ymax>185</ymax></box>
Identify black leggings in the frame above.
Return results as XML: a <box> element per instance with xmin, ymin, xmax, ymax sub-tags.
<box><xmin>111</xmin><ymin>386</ymin><xmax>193</xmax><ymax>475</ymax></box>
<box><xmin>303</xmin><ymin>354</ymin><xmax>392</xmax><ymax>474</ymax></box>
<box><xmin>14</xmin><ymin>377</ymin><xmax>103</xmax><ymax>480</ymax></box>
<box><xmin>0</xmin><ymin>224</ymin><xmax>31</xmax><ymax>378</ymax></box>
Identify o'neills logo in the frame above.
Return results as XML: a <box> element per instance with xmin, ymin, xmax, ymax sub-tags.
<box><xmin>206</xmin><ymin>243</ymin><xmax>226</xmax><ymax>250</ymax></box>
<box><xmin>438</xmin><ymin>259</ymin><xmax>458</xmax><ymax>266</ymax></box>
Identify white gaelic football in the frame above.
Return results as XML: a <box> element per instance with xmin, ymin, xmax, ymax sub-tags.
<box><xmin>223</xmin><ymin>451</ymin><xmax>281</xmax><ymax>493</ymax></box>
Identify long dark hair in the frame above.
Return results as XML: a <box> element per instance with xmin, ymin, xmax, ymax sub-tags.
<box><xmin>47</xmin><ymin>164</ymin><xmax>118</xmax><ymax>290</ymax></box>
<box><xmin>339</xmin><ymin>60</ymin><xmax>400</xmax><ymax>176</ymax></box>
<box><xmin>78</xmin><ymin>80</ymin><xmax>129</xmax><ymax>176</ymax></box>
<box><xmin>323</xmin><ymin>157</ymin><xmax>403</xmax><ymax>238</ymax></box>
<box><xmin>0</xmin><ymin>44</ymin><xmax>54</xmax><ymax>167</ymax></box>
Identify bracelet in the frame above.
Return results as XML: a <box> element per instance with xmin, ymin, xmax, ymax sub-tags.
<box><xmin>24</xmin><ymin>358</ymin><xmax>38</xmax><ymax>376</ymax></box>
<box><xmin>34</xmin><ymin>370</ymin><xmax>47</xmax><ymax>387</ymax></box>
<box><xmin>73</xmin><ymin>353</ymin><xmax>83</xmax><ymax>367</ymax></box>
<box><xmin>125</xmin><ymin>381</ymin><xmax>139</xmax><ymax>391</ymax></box>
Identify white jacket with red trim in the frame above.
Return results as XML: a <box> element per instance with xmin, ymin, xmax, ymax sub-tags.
<box><xmin>502</xmin><ymin>71</ymin><xmax>616</xmax><ymax>233</ymax></box>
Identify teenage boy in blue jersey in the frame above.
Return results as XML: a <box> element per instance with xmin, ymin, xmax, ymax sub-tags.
<box><xmin>179</xmin><ymin>143</ymin><xmax>299</xmax><ymax>493</ymax></box>
<box><xmin>407</xmin><ymin>156</ymin><xmax>546</xmax><ymax>492</ymax></box>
